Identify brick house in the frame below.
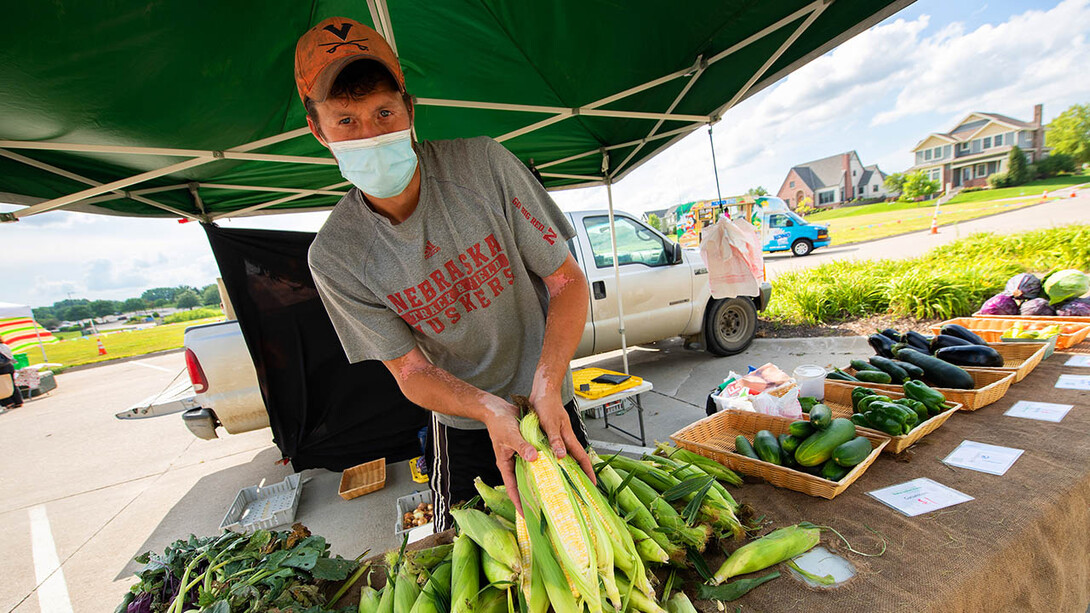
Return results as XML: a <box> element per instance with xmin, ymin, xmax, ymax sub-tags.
<box><xmin>908</xmin><ymin>104</ymin><xmax>1049</xmax><ymax>190</ymax></box>
<box><xmin>776</xmin><ymin>151</ymin><xmax>887</xmax><ymax>210</ymax></box>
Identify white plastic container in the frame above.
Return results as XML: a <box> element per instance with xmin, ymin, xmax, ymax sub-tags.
<box><xmin>220</xmin><ymin>473</ymin><xmax>303</xmax><ymax>534</ymax></box>
<box><xmin>395</xmin><ymin>490</ymin><xmax>434</xmax><ymax>544</ymax></box>
<box><xmin>793</xmin><ymin>365</ymin><xmax>826</xmax><ymax>400</ymax></box>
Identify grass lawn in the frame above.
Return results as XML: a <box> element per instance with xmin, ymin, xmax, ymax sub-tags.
<box><xmin>824</xmin><ymin>196</ymin><xmax>1046</xmax><ymax>245</ymax></box>
<box><xmin>27</xmin><ymin>316</ymin><xmax>226</xmax><ymax>371</ymax></box>
<box><xmin>944</xmin><ymin>173</ymin><xmax>1089</xmax><ymax>204</ymax></box>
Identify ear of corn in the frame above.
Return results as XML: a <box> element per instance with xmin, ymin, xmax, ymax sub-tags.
<box><xmin>516</xmin><ymin>457</ymin><xmax>582</xmax><ymax>612</ymax></box>
<box><xmin>517</xmin><ymin>411</ymin><xmax>601</xmax><ymax>612</ymax></box>
<box><xmin>408</xmin><ymin>558</ymin><xmax>452</xmax><ymax>613</ymax></box>
<box><xmin>711</xmin><ymin>524</ymin><xmax>820</xmax><ymax>585</ymax></box>
<box><xmin>474</xmin><ymin>477</ymin><xmax>516</xmax><ymax>523</ymax></box>
<box><xmin>475</xmin><ymin>586</ymin><xmax>510</xmax><ymax>613</ymax></box>
<box><xmin>645</xmin><ymin>454</ymin><xmax>740</xmax><ymax>514</ymax></box>
<box><xmin>649</xmin><ymin>497</ymin><xmax>711</xmax><ymax>551</ymax></box>
<box><xmin>656</xmin><ymin>443</ymin><xmax>743</xmax><ymax>487</ymax></box>
<box><xmin>481</xmin><ymin>548</ymin><xmax>518</xmax><ymax>586</ymax></box>
<box><xmin>665</xmin><ymin>591</ymin><xmax>700</xmax><ymax>613</ymax></box>
<box><xmin>357</xmin><ymin>586</ymin><xmax>381</xmax><ymax>613</ymax></box>
<box><xmin>594</xmin><ymin>458</ymin><xmax>681</xmax><ymax>560</ymax></box>
<box><xmin>575</xmin><ymin>487</ymin><xmax>622</xmax><ymax>608</ymax></box>
<box><xmin>625</xmin><ymin>524</ymin><xmax>670</xmax><ymax>565</ymax></box>
<box><xmin>449</xmin><ymin>508</ymin><xmax>521</xmax><ymax>577</ymax></box>
<box><xmin>515</xmin><ymin>510</ymin><xmax>550</xmax><ymax>613</ymax></box>
<box><xmin>375</xmin><ymin>574</ymin><xmax>395</xmax><ymax>613</ymax></box>
<box><xmin>392</xmin><ymin>561</ymin><xmax>421</xmax><ymax>613</ymax></box>
<box><xmin>451</xmin><ymin>532</ymin><xmax>479</xmax><ymax>613</ymax></box>
<box><xmin>614</xmin><ymin>573</ymin><xmax>668</xmax><ymax>613</ymax></box>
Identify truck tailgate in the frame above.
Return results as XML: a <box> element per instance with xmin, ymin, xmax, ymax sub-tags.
<box><xmin>115</xmin><ymin>380</ymin><xmax>199</xmax><ymax>419</ymax></box>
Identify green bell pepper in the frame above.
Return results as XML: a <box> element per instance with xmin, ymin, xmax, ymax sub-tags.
<box><xmin>893</xmin><ymin>398</ymin><xmax>929</xmax><ymax>423</ymax></box>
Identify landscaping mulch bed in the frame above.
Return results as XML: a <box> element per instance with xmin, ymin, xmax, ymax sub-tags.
<box><xmin>756</xmin><ymin>314</ymin><xmax>942</xmax><ymax>339</ymax></box>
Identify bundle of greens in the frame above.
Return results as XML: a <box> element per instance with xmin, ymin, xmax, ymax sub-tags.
<box><xmin>116</xmin><ymin>524</ymin><xmax>359</xmax><ymax>613</ymax></box>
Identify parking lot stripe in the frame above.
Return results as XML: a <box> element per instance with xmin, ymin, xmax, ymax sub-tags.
<box><xmin>28</xmin><ymin>505</ymin><xmax>73</xmax><ymax>613</ymax></box>
<box><xmin>132</xmin><ymin>361</ymin><xmax>173</xmax><ymax>373</ymax></box>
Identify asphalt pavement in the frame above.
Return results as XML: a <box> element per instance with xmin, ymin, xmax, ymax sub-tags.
<box><xmin>764</xmin><ymin>189</ymin><xmax>1089</xmax><ymax>278</ymax></box>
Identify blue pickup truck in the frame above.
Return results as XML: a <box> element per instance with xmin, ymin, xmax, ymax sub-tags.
<box><xmin>752</xmin><ymin>198</ymin><xmax>830</xmax><ymax>257</ymax></box>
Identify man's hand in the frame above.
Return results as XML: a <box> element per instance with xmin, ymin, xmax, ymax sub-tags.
<box><xmin>483</xmin><ymin>401</ymin><xmax>538</xmax><ymax>517</ymax></box>
<box><xmin>532</xmin><ymin>393</ymin><xmax>597</xmax><ymax>487</ymax></box>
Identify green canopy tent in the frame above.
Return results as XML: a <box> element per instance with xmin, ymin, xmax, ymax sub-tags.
<box><xmin>0</xmin><ymin>0</ymin><xmax>911</xmax><ymax>369</ymax></box>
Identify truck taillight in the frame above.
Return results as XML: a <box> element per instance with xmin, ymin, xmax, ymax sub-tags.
<box><xmin>185</xmin><ymin>348</ymin><xmax>209</xmax><ymax>394</ymax></box>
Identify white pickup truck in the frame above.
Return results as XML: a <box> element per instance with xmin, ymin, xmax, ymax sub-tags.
<box><xmin>156</xmin><ymin>209</ymin><xmax>770</xmax><ymax>439</ymax></box>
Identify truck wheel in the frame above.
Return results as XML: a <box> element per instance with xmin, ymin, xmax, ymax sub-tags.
<box><xmin>791</xmin><ymin>239</ymin><xmax>813</xmax><ymax>257</ymax></box>
<box><xmin>704</xmin><ymin>298</ymin><xmax>757</xmax><ymax>356</ymax></box>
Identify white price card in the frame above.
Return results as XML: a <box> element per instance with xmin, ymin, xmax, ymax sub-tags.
<box><xmin>1004</xmin><ymin>400</ymin><xmax>1073</xmax><ymax>423</ymax></box>
<box><xmin>1064</xmin><ymin>355</ymin><xmax>1090</xmax><ymax>367</ymax></box>
<box><xmin>1055</xmin><ymin>374</ymin><xmax>1090</xmax><ymax>390</ymax></box>
<box><xmin>867</xmin><ymin>478</ymin><xmax>973</xmax><ymax>517</ymax></box>
<box><xmin>941</xmin><ymin>440</ymin><xmax>1024</xmax><ymax>476</ymax></box>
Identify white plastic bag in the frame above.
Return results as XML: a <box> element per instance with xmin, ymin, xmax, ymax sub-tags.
<box><xmin>751</xmin><ymin>387</ymin><xmax>803</xmax><ymax>419</ymax></box>
<box><xmin>699</xmin><ymin>217</ymin><xmax>759</xmax><ymax>299</ymax></box>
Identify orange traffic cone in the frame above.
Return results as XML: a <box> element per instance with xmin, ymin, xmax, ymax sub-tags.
<box><xmin>929</xmin><ymin>215</ymin><xmax>939</xmax><ymax>235</ymax></box>
<box><xmin>97</xmin><ymin>337</ymin><xmax>107</xmax><ymax>356</ymax></box>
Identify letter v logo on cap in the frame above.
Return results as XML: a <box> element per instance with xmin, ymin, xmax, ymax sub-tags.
<box><xmin>323</xmin><ymin>22</ymin><xmax>353</xmax><ymax>40</ymax></box>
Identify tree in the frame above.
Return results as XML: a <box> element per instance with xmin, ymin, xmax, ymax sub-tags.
<box><xmin>1046</xmin><ymin>103</ymin><xmax>1090</xmax><ymax>165</ymax></box>
<box><xmin>646</xmin><ymin>214</ymin><xmax>662</xmax><ymax>232</ymax></box>
<box><xmin>883</xmin><ymin>172</ymin><xmax>906</xmax><ymax>196</ymax></box>
<box><xmin>745</xmin><ymin>186</ymin><xmax>769</xmax><ymax>196</ymax></box>
<box><xmin>122</xmin><ymin>298</ymin><xmax>147</xmax><ymax>314</ymax></box>
<box><xmin>66</xmin><ymin>305</ymin><xmax>92</xmax><ymax>322</ymax></box>
<box><xmin>901</xmin><ymin>171</ymin><xmax>940</xmax><ymax>200</ymax></box>
<box><xmin>201</xmin><ymin>284</ymin><xmax>222</xmax><ymax>306</ymax></box>
<box><xmin>175</xmin><ymin>290</ymin><xmax>201</xmax><ymax>310</ymax></box>
<box><xmin>1007</xmin><ymin>145</ymin><xmax>1030</xmax><ymax>186</ymax></box>
<box><xmin>90</xmin><ymin>300</ymin><xmax>117</xmax><ymax>321</ymax></box>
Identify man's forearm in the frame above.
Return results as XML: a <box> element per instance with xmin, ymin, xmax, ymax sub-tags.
<box><xmin>384</xmin><ymin>348</ymin><xmax>509</xmax><ymax>426</ymax></box>
<box><xmin>531</xmin><ymin>256</ymin><xmax>590</xmax><ymax>403</ymax></box>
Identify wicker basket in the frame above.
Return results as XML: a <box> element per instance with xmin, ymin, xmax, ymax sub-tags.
<box><xmin>967</xmin><ymin>342</ymin><xmax>1048</xmax><ymax>383</ymax></box>
<box><xmin>339</xmin><ymin>458</ymin><xmax>387</xmax><ymax>500</ymax></box>
<box><xmin>670</xmin><ymin>410</ymin><xmax>888</xmax><ymax>499</ymax></box>
<box><xmin>971</xmin><ymin>311</ymin><xmax>1090</xmax><ymax>324</ymax></box>
<box><xmin>834</xmin><ymin>367</ymin><xmax>1014</xmax><ymax>411</ymax></box>
<box><xmin>821</xmin><ymin>382</ymin><xmax>961</xmax><ymax>454</ymax></box>
<box><xmin>930</xmin><ymin>317</ymin><xmax>1090</xmax><ymax>350</ymax></box>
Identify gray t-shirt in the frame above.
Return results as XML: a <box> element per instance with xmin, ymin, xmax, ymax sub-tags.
<box><xmin>309</xmin><ymin>136</ymin><xmax>576</xmax><ymax>430</ymax></box>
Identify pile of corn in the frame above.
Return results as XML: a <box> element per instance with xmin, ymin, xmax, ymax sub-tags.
<box><xmin>360</xmin><ymin>411</ymin><xmax>747</xmax><ymax>612</ymax></box>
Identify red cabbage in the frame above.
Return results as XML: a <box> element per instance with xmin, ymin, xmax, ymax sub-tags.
<box><xmin>1056</xmin><ymin>298</ymin><xmax>1090</xmax><ymax>317</ymax></box>
<box><xmin>1005</xmin><ymin>273</ymin><xmax>1041</xmax><ymax>300</ymax></box>
<box><xmin>979</xmin><ymin>293</ymin><xmax>1019</xmax><ymax>315</ymax></box>
<box><xmin>1020</xmin><ymin>297</ymin><xmax>1056</xmax><ymax>316</ymax></box>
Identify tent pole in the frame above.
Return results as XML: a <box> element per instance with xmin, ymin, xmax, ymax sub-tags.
<box><xmin>708</xmin><ymin>124</ymin><xmax>723</xmax><ymax>205</ymax></box>
<box><xmin>603</xmin><ymin>153</ymin><xmax>629</xmax><ymax>375</ymax></box>
<box><xmin>33</xmin><ymin>320</ymin><xmax>48</xmax><ymax>362</ymax></box>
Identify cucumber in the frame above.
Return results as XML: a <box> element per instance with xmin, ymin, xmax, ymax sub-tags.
<box><xmin>808</xmin><ymin>404</ymin><xmax>833</xmax><ymax>430</ymax></box>
<box><xmin>827</xmin><ymin>368</ymin><xmax>859</xmax><ymax>382</ymax></box>
<box><xmin>868</xmin><ymin>356</ymin><xmax>910</xmax><ymax>383</ymax></box>
<box><xmin>734</xmin><ymin>435</ymin><xmax>759</xmax><ymax>460</ymax></box>
<box><xmin>832</xmin><ymin>437</ymin><xmax>872</xmax><ymax>467</ymax></box>
<box><xmin>795</xmin><ymin>418</ymin><xmax>856</xmax><ymax>467</ymax></box>
<box><xmin>821</xmin><ymin>459</ymin><xmax>851</xmax><ymax>481</ymax></box>
<box><xmin>854</xmin><ymin>369</ymin><xmax>892</xmax><ymax>384</ymax></box>
<box><xmin>850</xmin><ymin>359</ymin><xmax>882</xmax><ymax>372</ymax></box>
<box><xmin>753</xmin><ymin>430</ymin><xmax>782</xmax><ymax>465</ymax></box>
<box><xmin>788</xmin><ymin>420</ymin><xmax>815</xmax><ymax>438</ymax></box>
<box><xmin>890</xmin><ymin>359</ymin><xmax>925</xmax><ymax>381</ymax></box>
<box><xmin>893</xmin><ymin>347</ymin><xmax>975</xmax><ymax>390</ymax></box>
<box><xmin>779</xmin><ymin>433</ymin><xmax>802</xmax><ymax>456</ymax></box>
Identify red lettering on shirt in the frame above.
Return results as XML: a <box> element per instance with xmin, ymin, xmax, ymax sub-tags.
<box><xmin>429</xmin><ymin>269</ymin><xmax>451</xmax><ymax>291</ymax></box>
<box><xmin>426</xmin><ymin>318</ymin><xmax>445</xmax><ymax>333</ymax></box>
<box><xmin>473</xmin><ymin>288</ymin><xmax>491</xmax><ymax>308</ymax></box>
<box><xmin>543</xmin><ymin>226</ymin><xmax>557</xmax><ymax>245</ymax></box>
<box><xmin>445</xmin><ymin>306</ymin><xmax>461</xmax><ymax>325</ymax></box>
<box><xmin>485</xmin><ymin>233</ymin><xmax>502</xmax><ymax>257</ymax></box>
<box><xmin>487</xmin><ymin>277</ymin><xmax>504</xmax><ymax>298</ymax></box>
<box><xmin>466</xmin><ymin>242</ymin><xmax>489</xmax><ymax>267</ymax></box>
<box><xmin>404</xmin><ymin>287</ymin><xmax>422</xmax><ymax>308</ymax></box>
<box><xmin>444</xmin><ymin>259</ymin><xmax>465</xmax><ymax>282</ymax></box>
<box><xmin>388</xmin><ymin>292</ymin><xmax>409</xmax><ymax>313</ymax></box>
<box><xmin>418</xmin><ymin>280</ymin><xmax>436</xmax><ymax>302</ymax></box>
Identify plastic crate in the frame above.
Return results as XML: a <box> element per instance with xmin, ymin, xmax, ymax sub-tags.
<box><xmin>395</xmin><ymin>490</ymin><xmax>434</xmax><ymax>544</ymax></box>
<box><xmin>220</xmin><ymin>473</ymin><xmax>303</xmax><ymax>534</ymax></box>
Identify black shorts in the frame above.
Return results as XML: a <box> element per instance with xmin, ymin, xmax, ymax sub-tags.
<box><xmin>425</xmin><ymin>401</ymin><xmax>589</xmax><ymax>532</ymax></box>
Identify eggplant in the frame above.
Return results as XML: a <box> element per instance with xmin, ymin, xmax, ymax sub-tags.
<box><xmin>930</xmin><ymin>334</ymin><xmax>973</xmax><ymax>353</ymax></box>
<box><xmin>940</xmin><ymin>323</ymin><xmax>988</xmax><ymax>346</ymax></box>
<box><xmin>934</xmin><ymin>345</ymin><xmax>1004</xmax><ymax>367</ymax></box>
<box><xmin>868</xmin><ymin>333</ymin><xmax>895</xmax><ymax>358</ymax></box>
<box><xmin>904</xmin><ymin>331</ymin><xmax>933</xmax><ymax>353</ymax></box>
<box><xmin>879</xmin><ymin>328</ymin><xmax>903</xmax><ymax>343</ymax></box>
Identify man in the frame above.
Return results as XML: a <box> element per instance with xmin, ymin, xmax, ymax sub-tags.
<box><xmin>296</xmin><ymin>17</ymin><xmax>594</xmax><ymax>529</ymax></box>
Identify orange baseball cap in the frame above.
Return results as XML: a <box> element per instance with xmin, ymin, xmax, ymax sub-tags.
<box><xmin>294</xmin><ymin>17</ymin><xmax>406</xmax><ymax>104</ymax></box>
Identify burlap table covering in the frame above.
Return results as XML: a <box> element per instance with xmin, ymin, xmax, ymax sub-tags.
<box><xmin>712</xmin><ymin>351</ymin><xmax>1090</xmax><ymax>613</ymax></box>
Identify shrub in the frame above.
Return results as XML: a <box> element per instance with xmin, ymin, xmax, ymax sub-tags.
<box><xmin>1033</xmin><ymin>153</ymin><xmax>1076</xmax><ymax>178</ymax></box>
<box><xmin>961</xmin><ymin>186</ymin><xmax>988</xmax><ymax>193</ymax></box>
<box><xmin>1007</xmin><ymin>145</ymin><xmax>1030</xmax><ymax>185</ymax></box>
<box><xmin>162</xmin><ymin>307</ymin><xmax>225</xmax><ymax>324</ymax></box>
<box><xmin>988</xmin><ymin>172</ymin><xmax>1012</xmax><ymax>188</ymax></box>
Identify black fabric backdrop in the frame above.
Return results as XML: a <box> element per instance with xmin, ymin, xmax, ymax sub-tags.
<box><xmin>202</xmin><ymin>223</ymin><xmax>428</xmax><ymax>471</ymax></box>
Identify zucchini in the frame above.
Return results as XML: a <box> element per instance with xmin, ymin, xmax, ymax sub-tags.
<box><xmin>940</xmin><ymin>323</ymin><xmax>988</xmax><ymax>346</ymax></box>
<box><xmin>820</xmin><ymin>459</ymin><xmax>851</xmax><ymax>481</ymax></box>
<box><xmin>735</xmin><ymin>435</ymin><xmax>759</xmax><ymax>460</ymax></box>
<box><xmin>890</xmin><ymin>359</ymin><xmax>925</xmax><ymax>381</ymax></box>
<box><xmin>779</xmin><ymin>434</ymin><xmax>802</xmax><ymax>456</ymax></box>
<box><xmin>808</xmin><ymin>404</ymin><xmax>833</xmax><ymax>430</ymax></box>
<box><xmin>788</xmin><ymin>420</ymin><xmax>815</xmax><ymax>438</ymax></box>
<box><xmin>795</xmin><ymin>418</ymin><xmax>856</xmax><ymax>467</ymax></box>
<box><xmin>753</xmin><ymin>430</ymin><xmax>782</xmax><ymax>465</ymax></box>
<box><xmin>854</xmin><ymin>369</ymin><xmax>892</xmax><ymax>384</ymax></box>
<box><xmin>930</xmin><ymin>334</ymin><xmax>973</xmax><ymax>353</ymax></box>
<box><xmin>893</xmin><ymin>347</ymin><xmax>975</xmax><ymax>389</ymax></box>
<box><xmin>868</xmin><ymin>356</ymin><xmax>910</xmax><ymax>383</ymax></box>
<box><xmin>850</xmin><ymin>359</ymin><xmax>882</xmax><ymax>372</ymax></box>
<box><xmin>934</xmin><ymin>345</ymin><xmax>1004</xmax><ymax>367</ymax></box>
<box><xmin>826</xmin><ymin>368</ymin><xmax>859</xmax><ymax>382</ymax></box>
<box><xmin>832</xmin><ymin>437</ymin><xmax>872</xmax><ymax>467</ymax></box>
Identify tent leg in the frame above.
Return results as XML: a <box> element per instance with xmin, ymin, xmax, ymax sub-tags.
<box><xmin>708</xmin><ymin>124</ymin><xmax>723</xmax><ymax>207</ymax></box>
<box><xmin>603</xmin><ymin>158</ymin><xmax>629</xmax><ymax>375</ymax></box>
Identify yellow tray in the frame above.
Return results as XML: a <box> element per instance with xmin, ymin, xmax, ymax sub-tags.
<box><xmin>572</xmin><ymin>368</ymin><xmax>643</xmax><ymax>400</ymax></box>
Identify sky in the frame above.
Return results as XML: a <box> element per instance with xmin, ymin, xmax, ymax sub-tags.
<box><xmin>3</xmin><ymin>0</ymin><xmax>1090</xmax><ymax>309</ymax></box>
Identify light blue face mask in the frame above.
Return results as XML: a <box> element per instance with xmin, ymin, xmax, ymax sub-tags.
<box><xmin>328</xmin><ymin>128</ymin><xmax>418</xmax><ymax>199</ymax></box>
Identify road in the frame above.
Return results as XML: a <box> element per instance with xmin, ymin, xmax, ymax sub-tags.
<box><xmin>764</xmin><ymin>189</ymin><xmax>1089</xmax><ymax>279</ymax></box>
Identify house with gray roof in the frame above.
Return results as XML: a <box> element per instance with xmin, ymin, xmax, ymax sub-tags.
<box><xmin>776</xmin><ymin>151</ymin><xmax>887</xmax><ymax>210</ymax></box>
<box><xmin>908</xmin><ymin>104</ymin><xmax>1048</xmax><ymax>190</ymax></box>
